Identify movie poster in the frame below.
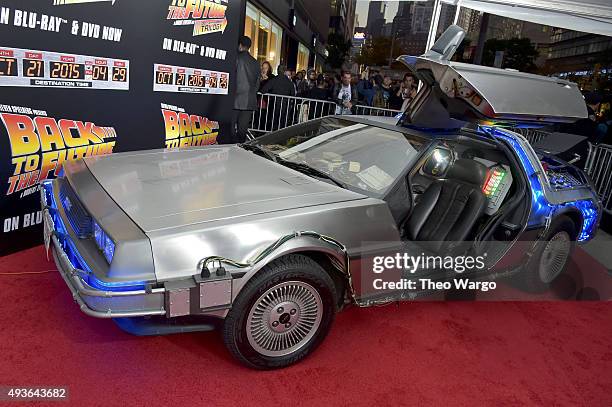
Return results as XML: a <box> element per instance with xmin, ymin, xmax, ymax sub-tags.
<box><xmin>0</xmin><ymin>0</ymin><xmax>244</xmax><ymax>255</ymax></box>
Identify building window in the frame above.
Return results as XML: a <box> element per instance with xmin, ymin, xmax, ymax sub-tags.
<box><xmin>296</xmin><ymin>43</ymin><xmax>310</xmax><ymax>73</ymax></box>
<box><xmin>244</xmin><ymin>2</ymin><xmax>282</xmax><ymax>73</ymax></box>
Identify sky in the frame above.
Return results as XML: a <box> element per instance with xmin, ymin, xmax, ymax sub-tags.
<box><xmin>355</xmin><ymin>0</ymin><xmax>400</xmax><ymax>27</ymax></box>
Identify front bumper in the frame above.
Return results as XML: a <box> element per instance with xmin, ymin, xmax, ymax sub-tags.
<box><xmin>41</xmin><ymin>180</ymin><xmax>166</xmax><ymax>318</ymax></box>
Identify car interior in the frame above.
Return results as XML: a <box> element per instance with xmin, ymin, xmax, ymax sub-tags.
<box><xmin>390</xmin><ymin>135</ymin><xmax>526</xmax><ymax>258</ymax></box>
<box><xmin>252</xmin><ymin>117</ymin><xmax>529</xmax><ymax>262</ymax></box>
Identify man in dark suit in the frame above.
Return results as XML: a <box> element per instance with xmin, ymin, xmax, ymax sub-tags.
<box><xmin>260</xmin><ymin>64</ymin><xmax>296</xmax><ymax>96</ymax></box>
<box><xmin>260</xmin><ymin>65</ymin><xmax>296</xmax><ymax>130</ymax></box>
<box><xmin>233</xmin><ymin>36</ymin><xmax>260</xmax><ymax>143</ymax></box>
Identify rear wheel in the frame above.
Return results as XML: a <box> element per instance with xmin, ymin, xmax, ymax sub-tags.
<box><xmin>521</xmin><ymin>215</ymin><xmax>577</xmax><ymax>292</ymax></box>
<box><xmin>223</xmin><ymin>254</ymin><xmax>337</xmax><ymax>369</ymax></box>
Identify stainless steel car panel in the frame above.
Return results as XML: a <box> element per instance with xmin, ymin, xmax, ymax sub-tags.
<box><xmin>398</xmin><ymin>55</ymin><xmax>587</xmax><ymax>124</ymax></box>
<box><xmin>439</xmin><ymin>61</ymin><xmax>587</xmax><ymax>122</ymax></box>
<box><xmin>50</xmin><ymin>231</ymin><xmax>165</xmax><ymax>318</ymax></box>
<box><xmin>147</xmin><ymin>197</ymin><xmax>400</xmax><ymax>283</ymax></box>
<box><xmin>62</xmin><ymin>161</ymin><xmax>156</xmax><ymax>283</ymax></box>
<box><xmin>83</xmin><ymin>146</ymin><xmax>367</xmax><ymax>232</ymax></box>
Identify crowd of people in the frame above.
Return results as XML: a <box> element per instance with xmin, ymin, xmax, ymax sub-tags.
<box><xmin>233</xmin><ymin>35</ymin><xmax>417</xmax><ymax>143</ymax></box>
<box><xmin>256</xmin><ymin>63</ymin><xmax>420</xmax><ymax>114</ymax></box>
<box><xmin>566</xmin><ymin>91</ymin><xmax>612</xmax><ymax>146</ymax></box>
<box><xmin>235</xmin><ymin>36</ymin><xmax>612</xmax><ymax>154</ymax></box>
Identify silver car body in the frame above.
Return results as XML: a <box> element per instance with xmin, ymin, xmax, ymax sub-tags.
<box><xmin>41</xmin><ymin>26</ymin><xmax>600</xmax><ymax>321</ymax></box>
<box><xmin>42</xmin><ymin>143</ymin><xmax>404</xmax><ymax>318</ymax></box>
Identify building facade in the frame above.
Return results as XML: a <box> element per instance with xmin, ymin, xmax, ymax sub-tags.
<box><xmin>388</xmin><ymin>1</ymin><xmax>457</xmax><ymax>56</ymax></box>
<box><xmin>548</xmin><ymin>29</ymin><xmax>612</xmax><ymax>89</ymax></box>
<box><xmin>244</xmin><ymin>0</ymin><xmax>331</xmax><ymax>74</ymax></box>
<box><xmin>521</xmin><ymin>22</ymin><xmax>552</xmax><ymax>67</ymax></box>
<box><xmin>366</xmin><ymin>1</ymin><xmax>386</xmax><ymax>38</ymax></box>
<box><xmin>391</xmin><ymin>2</ymin><xmax>412</xmax><ymax>43</ymax></box>
<box><xmin>330</xmin><ymin>0</ymin><xmax>357</xmax><ymax>43</ymax></box>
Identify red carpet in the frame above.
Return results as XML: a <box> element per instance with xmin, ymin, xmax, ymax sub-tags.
<box><xmin>1</xmin><ymin>246</ymin><xmax>611</xmax><ymax>407</ymax></box>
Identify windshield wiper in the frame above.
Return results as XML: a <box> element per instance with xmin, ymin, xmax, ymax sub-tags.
<box><xmin>278</xmin><ymin>159</ymin><xmax>346</xmax><ymax>189</ymax></box>
<box><xmin>240</xmin><ymin>144</ymin><xmax>346</xmax><ymax>189</ymax></box>
<box><xmin>239</xmin><ymin>143</ymin><xmax>278</xmax><ymax>162</ymax></box>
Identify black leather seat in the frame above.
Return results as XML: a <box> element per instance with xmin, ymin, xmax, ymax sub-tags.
<box><xmin>405</xmin><ymin>159</ymin><xmax>488</xmax><ymax>253</ymax></box>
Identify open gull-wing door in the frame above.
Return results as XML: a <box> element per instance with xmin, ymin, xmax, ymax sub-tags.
<box><xmin>441</xmin><ymin>1</ymin><xmax>612</xmax><ymax>38</ymax></box>
<box><xmin>398</xmin><ymin>25</ymin><xmax>588</xmax><ymax>130</ymax></box>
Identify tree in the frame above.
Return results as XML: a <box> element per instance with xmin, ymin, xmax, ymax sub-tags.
<box><xmin>355</xmin><ymin>37</ymin><xmax>405</xmax><ymax>67</ymax></box>
<box><xmin>482</xmin><ymin>37</ymin><xmax>539</xmax><ymax>72</ymax></box>
<box><xmin>326</xmin><ymin>33</ymin><xmax>352</xmax><ymax>70</ymax></box>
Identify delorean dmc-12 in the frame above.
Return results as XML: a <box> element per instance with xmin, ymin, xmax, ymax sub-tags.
<box><xmin>41</xmin><ymin>26</ymin><xmax>601</xmax><ymax>369</ymax></box>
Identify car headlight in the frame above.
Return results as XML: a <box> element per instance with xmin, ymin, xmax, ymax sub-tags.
<box><xmin>93</xmin><ymin>221</ymin><xmax>115</xmax><ymax>263</ymax></box>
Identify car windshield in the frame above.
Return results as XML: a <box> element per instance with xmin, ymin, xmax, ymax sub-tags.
<box><xmin>250</xmin><ymin>118</ymin><xmax>426</xmax><ymax>198</ymax></box>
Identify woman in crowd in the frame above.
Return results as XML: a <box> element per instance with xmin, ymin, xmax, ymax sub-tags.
<box><xmin>256</xmin><ymin>61</ymin><xmax>275</xmax><ymax>131</ymax></box>
<box><xmin>258</xmin><ymin>61</ymin><xmax>275</xmax><ymax>91</ymax></box>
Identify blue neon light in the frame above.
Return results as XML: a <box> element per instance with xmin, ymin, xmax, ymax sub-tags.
<box><xmin>565</xmin><ymin>200</ymin><xmax>599</xmax><ymax>242</ymax></box>
<box><xmin>93</xmin><ymin>221</ymin><xmax>115</xmax><ymax>264</ymax></box>
<box><xmin>43</xmin><ymin>181</ymin><xmax>146</xmax><ymax>291</ymax></box>
<box><xmin>86</xmin><ymin>273</ymin><xmax>146</xmax><ymax>292</ymax></box>
<box><xmin>480</xmin><ymin>126</ymin><xmax>598</xmax><ymax>242</ymax></box>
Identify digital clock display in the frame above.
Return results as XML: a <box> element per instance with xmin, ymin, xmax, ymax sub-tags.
<box><xmin>156</xmin><ymin>71</ymin><xmax>174</xmax><ymax>85</ymax></box>
<box><xmin>112</xmin><ymin>67</ymin><xmax>127</xmax><ymax>82</ymax></box>
<box><xmin>0</xmin><ymin>57</ymin><xmax>18</xmax><ymax>76</ymax></box>
<box><xmin>23</xmin><ymin>59</ymin><xmax>45</xmax><ymax>77</ymax></box>
<box><xmin>153</xmin><ymin>63</ymin><xmax>228</xmax><ymax>95</ymax></box>
<box><xmin>188</xmin><ymin>74</ymin><xmax>204</xmax><ymax>87</ymax></box>
<box><xmin>91</xmin><ymin>65</ymin><xmax>109</xmax><ymax>81</ymax></box>
<box><xmin>50</xmin><ymin>61</ymin><xmax>85</xmax><ymax>80</ymax></box>
<box><xmin>219</xmin><ymin>75</ymin><xmax>228</xmax><ymax>89</ymax></box>
<box><xmin>0</xmin><ymin>47</ymin><xmax>130</xmax><ymax>90</ymax></box>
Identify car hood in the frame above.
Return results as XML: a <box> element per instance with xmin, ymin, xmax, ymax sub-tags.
<box><xmin>82</xmin><ymin>146</ymin><xmax>365</xmax><ymax>232</ymax></box>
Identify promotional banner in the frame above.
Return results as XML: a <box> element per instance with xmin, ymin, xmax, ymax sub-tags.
<box><xmin>0</xmin><ymin>0</ymin><xmax>244</xmax><ymax>255</ymax></box>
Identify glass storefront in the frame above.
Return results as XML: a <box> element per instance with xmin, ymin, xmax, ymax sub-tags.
<box><xmin>244</xmin><ymin>2</ymin><xmax>282</xmax><ymax>74</ymax></box>
<box><xmin>296</xmin><ymin>43</ymin><xmax>310</xmax><ymax>73</ymax></box>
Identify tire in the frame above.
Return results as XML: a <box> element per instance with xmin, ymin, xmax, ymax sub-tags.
<box><xmin>520</xmin><ymin>215</ymin><xmax>577</xmax><ymax>293</ymax></box>
<box><xmin>223</xmin><ymin>254</ymin><xmax>337</xmax><ymax>369</ymax></box>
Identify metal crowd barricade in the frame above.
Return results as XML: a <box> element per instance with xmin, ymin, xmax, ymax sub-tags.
<box><xmin>354</xmin><ymin>105</ymin><xmax>401</xmax><ymax>117</ymax></box>
<box><xmin>585</xmin><ymin>142</ymin><xmax>612</xmax><ymax>214</ymax></box>
<box><xmin>249</xmin><ymin>93</ymin><xmax>337</xmax><ymax>138</ymax></box>
<box><xmin>248</xmin><ymin>93</ymin><xmax>402</xmax><ymax>139</ymax></box>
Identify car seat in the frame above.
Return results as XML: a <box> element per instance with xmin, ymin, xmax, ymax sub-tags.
<box><xmin>405</xmin><ymin>159</ymin><xmax>488</xmax><ymax>253</ymax></box>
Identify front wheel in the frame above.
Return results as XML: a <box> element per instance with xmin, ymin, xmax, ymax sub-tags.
<box><xmin>223</xmin><ymin>254</ymin><xmax>337</xmax><ymax>369</ymax></box>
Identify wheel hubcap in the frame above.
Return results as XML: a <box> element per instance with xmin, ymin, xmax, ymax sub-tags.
<box><xmin>246</xmin><ymin>281</ymin><xmax>322</xmax><ymax>357</ymax></box>
<box><xmin>539</xmin><ymin>231</ymin><xmax>571</xmax><ymax>284</ymax></box>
